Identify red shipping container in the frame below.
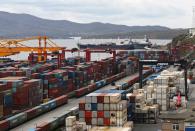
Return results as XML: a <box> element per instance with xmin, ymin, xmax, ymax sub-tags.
<box><xmin>75</xmin><ymin>87</ymin><xmax>88</xmax><ymax>97</ymax></box>
<box><xmin>97</xmin><ymin>95</ymin><xmax>104</xmax><ymax>103</ymax></box>
<box><xmin>127</xmin><ymin>80</ymin><xmax>132</xmax><ymax>86</ymax></box>
<box><xmin>24</xmin><ymin>79</ymin><xmax>41</xmax><ymax>87</ymax></box>
<box><xmin>66</xmin><ymin>84</ymin><xmax>74</xmax><ymax>93</ymax></box>
<box><xmin>105</xmin><ymin>77</ymin><xmax>112</xmax><ymax>84</ymax></box>
<box><xmin>26</xmin><ymin>108</ymin><xmax>37</xmax><ymax>119</ymax></box>
<box><xmin>97</xmin><ymin>111</ymin><xmax>104</xmax><ymax>118</ymax></box>
<box><xmin>55</xmin><ymin>95</ymin><xmax>68</xmax><ymax>106</ymax></box>
<box><xmin>85</xmin><ymin>117</ymin><xmax>92</xmax><ymax>125</ymax></box>
<box><xmin>48</xmin><ymin>78</ymin><xmax>58</xmax><ymax>84</ymax></box>
<box><xmin>48</xmin><ymin>88</ymin><xmax>62</xmax><ymax>98</ymax></box>
<box><xmin>15</xmin><ymin>71</ymin><xmax>26</xmax><ymax>76</ymax></box>
<box><xmin>36</xmin><ymin>122</ymin><xmax>50</xmax><ymax>131</ymax></box>
<box><xmin>3</xmin><ymin>107</ymin><xmax>12</xmax><ymax>116</ymax></box>
<box><xmin>0</xmin><ymin>120</ymin><xmax>9</xmax><ymax>131</ymax></box>
<box><xmin>79</xmin><ymin>101</ymin><xmax>85</xmax><ymax>110</ymax></box>
<box><xmin>31</xmin><ymin>73</ymin><xmax>40</xmax><ymax>79</ymax></box>
<box><xmin>3</xmin><ymin>71</ymin><xmax>12</xmax><ymax>76</ymax></box>
<box><xmin>104</xmin><ymin>118</ymin><xmax>110</xmax><ymax>126</ymax></box>
<box><xmin>88</xmin><ymin>85</ymin><xmax>94</xmax><ymax>92</ymax></box>
<box><xmin>0</xmin><ymin>72</ymin><xmax>8</xmax><ymax>78</ymax></box>
<box><xmin>0</xmin><ymin>84</ymin><xmax>7</xmax><ymax>92</ymax></box>
<box><xmin>85</xmin><ymin>111</ymin><xmax>92</xmax><ymax>118</ymax></box>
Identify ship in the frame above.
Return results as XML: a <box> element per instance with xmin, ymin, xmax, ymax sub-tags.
<box><xmin>77</xmin><ymin>36</ymin><xmax>153</xmax><ymax>50</ymax></box>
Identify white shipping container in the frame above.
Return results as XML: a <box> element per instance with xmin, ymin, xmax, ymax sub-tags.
<box><xmin>79</xmin><ymin>111</ymin><xmax>85</xmax><ymax>118</ymax></box>
<box><xmin>110</xmin><ymin>104</ymin><xmax>117</xmax><ymax>111</ymax></box>
<box><xmin>66</xmin><ymin>126</ymin><xmax>76</xmax><ymax>131</ymax></box>
<box><xmin>161</xmin><ymin>105</ymin><xmax>168</xmax><ymax>111</ymax></box>
<box><xmin>92</xmin><ymin>111</ymin><xmax>97</xmax><ymax>118</ymax></box>
<box><xmin>135</xmin><ymin>103</ymin><xmax>144</xmax><ymax>109</ymax></box>
<box><xmin>110</xmin><ymin>93</ymin><xmax>121</xmax><ymax>103</ymax></box>
<box><xmin>157</xmin><ymin>93</ymin><xmax>168</xmax><ymax>99</ymax></box>
<box><xmin>156</xmin><ymin>86</ymin><xmax>168</xmax><ymax>93</ymax></box>
<box><xmin>92</xmin><ymin>118</ymin><xmax>97</xmax><ymax>125</ymax></box>
<box><xmin>154</xmin><ymin>77</ymin><xmax>169</xmax><ymax>85</ymax></box>
<box><xmin>66</xmin><ymin>116</ymin><xmax>76</xmax><ymax>127</ymax></box>
<box><xmin>104</xmin><ymin>104</ymin><xmax>110</xmax><ymax>110</ymax></box>
<box><xmin>117</xmin><ymin>109</ymin><xmax>127</xmax><ymax>118</ymax></box>
<box><xmin>141</xmin><ymin>106</ymin><xmax>149</xmax><ymax>113</ymax></box>
<box><xmin>97</xmin><ymin>103</ymin><xmax>103</xmax><ymax>111</ymax></box>
<box><xmin>85</xmin><ymin>103</ymin><xmax>91</xmax><ymax>110</ymax></box>
<box><xmin>76</xmin><ymin>122</ymin><xmax>87</xmax><ymax>131</ymax></box>
<box><xmin>152</xmin><ymin>92</ymin><xmax>157</xmax><ymax>99</ymax></box>
<box><xmin>135</xmin><ymin>93</ymin><xmax>144</xmax><ymax>103</ymax></box>
<box><xmin>85</xmin><ymin>95</ymin><xmax>92</xmax><ymax>103</ymax></box>
<box><xmin>137</xmin><ymin>89</ymin><xmax>144</xmax><ymax>94</ymax></box>
<box><xmin>146</xmin><ymin>92</ymin><xmax>152</xmax><ymax>99</ymax></box>
<box><xmin>79</xmin><ymin>118</ymin><xmax>85</xmax><ymax>122</ymax></box>
<box><xmin>161</xmin><ymin>100</ymin><xmax>168</xmax><ymax>105</ymax></box>
<box><xmin>117</xmin><ymin>100</ymin><xmax>127</xmax><ymax>111</ymax></box>
<box><xmin>117</xmin><ymin>116</ymin><xmax>127</xmax><ymax>127</ymax></box>
<box><xmin>110</xmin><ymin>117</ymin><xmax>117</xmax><ymax>126</ymax></box>
<box><xmin>123</xmin><ymin>121</ymin><xmax>134</xmax><ymax>128</ymax></box>
<box><xmin>104</xmin><ymin>94</ymin><xmax>110</xmax><ymax>103</ymax></box>
<box><xmin>91</xmin><ymin>93</ymin><xmax>98</xmax><ymax>103</ymax></box>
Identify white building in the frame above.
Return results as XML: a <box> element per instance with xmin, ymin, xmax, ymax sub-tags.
<box><xmin>189</xmin><ymin>28</ymin><xmax>195</xmax><ymax>36</ymax></box>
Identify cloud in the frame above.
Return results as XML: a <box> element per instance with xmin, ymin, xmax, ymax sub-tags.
<box><xmin>0</xmin><ymin>0</ymin><xmax>194</xmax><ymax>28</ymax></box>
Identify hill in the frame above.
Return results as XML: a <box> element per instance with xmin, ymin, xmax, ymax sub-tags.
<box><xmin>0</xmin><ymin>11</ymin><xmax>188</xmax><ymax>39</ymax></box>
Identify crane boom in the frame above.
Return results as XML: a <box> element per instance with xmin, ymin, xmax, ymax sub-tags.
<box><xmin>0</xmin><ymin>36</ymin><xmax>66</xmax><ymax>61</ymax></box>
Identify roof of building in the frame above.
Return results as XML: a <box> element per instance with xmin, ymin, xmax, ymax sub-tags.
<box><xmin>185</xmin><ymin>116</ymin><xmax>195</xmax><ymax>122</ymax></box>
<box><xmin>159</xmin><ymin>111</ymin><xmax>193</xmax><ymax>120</ymax></box>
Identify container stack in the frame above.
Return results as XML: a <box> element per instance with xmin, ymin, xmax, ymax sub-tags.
<box><xmin>79</xmin><ymin>90</ymin><xmax>129</xmax><ymax>127</ymax></box>
<box><xmin>0</xmin><ymin>90</ymin><xmax>12</xmax><ymax>117</ymax></box>
<box><xmin>127</xmin><ymin>88</ymin><xmax>159</xmax><ymax>124</ymax></box>
<box><xmin>22</xmin><ymin>79</ymin><xmax>43</xmax><ymax>107</ymax></box>
<box><xmin>0</xmin><ymin>77</ymin><xmax>43</xmax><ymax>110</ymax></box>
<box><xmin>152</xmin><ymin>70</ymin><xmax>184</xmax><ymax>111</ymax></box>
<box><xmin>156</xmin><ymin>86</ymin><xmax>169</xmax><ymax>111</ymax></box>
<box><xmin>0</xmin><ymin>77</ymin><xmax>25</xmax><ymax>92</ymax></box>
<box><xmin>41</xmin><ymin>69</ymin><xmax>68</xmax><ymax>99</ymax></box>
<box><xmin>65</xmin><ymin>57</ymin><xmax>85</xmax><ymax>66</ymax></box>
<box><xmin>120</xmin><ymin>60</ymin><xmax>135</xmax><ymax>76</ymax></box>
<box><xmin>142</xmin><ymin>69</ymin><xmax>187</xmax><ymax>112</ymax></box>
<box><xmin>65</xmin><ymin>116</ymin><xmax>88</xmax><ymax>131</ymax></box>
<box><xmin>31</xmin><ymin>63</ymin><xmax>57</xmax><ymax>74</ymax></box>
<box><xmin>118</xmin><ymin>50</ymin><xmax>169</xmax><ymax>61</ymax></box>
<box><xmin>66</xmin><ymin>116</ymin><xmax>77</xmax><ymax>131</ymax></box>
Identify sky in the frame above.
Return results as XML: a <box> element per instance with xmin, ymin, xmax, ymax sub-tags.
<box><xmin>0</xmin><ymin>0</ymin><xmax>194</xmax><ymax>28</ymax></box>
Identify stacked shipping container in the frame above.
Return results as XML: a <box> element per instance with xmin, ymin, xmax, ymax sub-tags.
<box><xmin>0</xmin><ymin>90</ymin><xmax>12</xmax><ymax>117</ymax></box>
<box><xmin>79</xmin><ymin>90</ymin><xmax>129</xmax><ymax>127</ymax></box>
<box><xmin>118</xmin><ymin>50</ymin><xmax>169</xmax><ymax>61</ymax></box>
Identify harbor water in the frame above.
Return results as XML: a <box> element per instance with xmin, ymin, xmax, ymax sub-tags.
<box><xmin>8</xmin><ymin>39</ymin><xmax>171</xmax><ymax>61</ymax></box>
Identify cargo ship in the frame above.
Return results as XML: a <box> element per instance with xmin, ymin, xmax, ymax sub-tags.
<box><xmin>78</xmin><ymin>37</ymin><xmax>153</xmax><ymax>50</ymax></box>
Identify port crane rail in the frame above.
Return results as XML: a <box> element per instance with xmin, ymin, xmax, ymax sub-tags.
<box><xmin>0</xmin><ymin>36</ymin><xmax>65</xmax><ymax>61</ymax></box>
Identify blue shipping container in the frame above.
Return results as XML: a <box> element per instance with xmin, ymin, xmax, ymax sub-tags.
<box><xmin>91</xmin><ymin>103</ymin><xmax>97</xmax><ymax>110</ymax></box>
<box><xmin>185</xmin><ymin>127</ymin><xmax>195</xmax><ymax>131</ymax></box>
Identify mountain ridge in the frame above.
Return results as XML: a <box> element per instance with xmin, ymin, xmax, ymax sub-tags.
<box><xmin>0</xmin><ymin>11</ymin><xmax>187</xmax><ymax>39</ymax></box>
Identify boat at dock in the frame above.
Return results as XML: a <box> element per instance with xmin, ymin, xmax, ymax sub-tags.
<box><xmin>78</xmin><ymin>36</ymin><xmax>153</xmax><ymax>50</ymax></box>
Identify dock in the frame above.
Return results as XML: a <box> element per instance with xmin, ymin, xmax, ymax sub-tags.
<box><xmin>11</xmin><ymin>73</ymin><xmax>139</xmax><ymax>131</ymax></box>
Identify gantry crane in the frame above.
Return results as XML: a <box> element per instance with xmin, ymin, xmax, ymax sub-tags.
<box><xmin>0</xmin><ymin>36</ymin><xmax>65</xmax><ymax>62</ymax></box>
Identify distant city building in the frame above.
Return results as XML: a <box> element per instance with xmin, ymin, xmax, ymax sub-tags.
<box><xmin>190</xmin><ymin>7</ymin><xmax>195</xmax><ymax>36</ymax></box>
<box><xmin>189</xmin><ymin>28</ymin><xmax>195</xmax><ymax>36</ymax></box>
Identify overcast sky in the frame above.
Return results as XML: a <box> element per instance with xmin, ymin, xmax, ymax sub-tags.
<box><xmin>0</xmin><ymin>0</ymin><xmax>194</xmax><ymax>28</ymax></box>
